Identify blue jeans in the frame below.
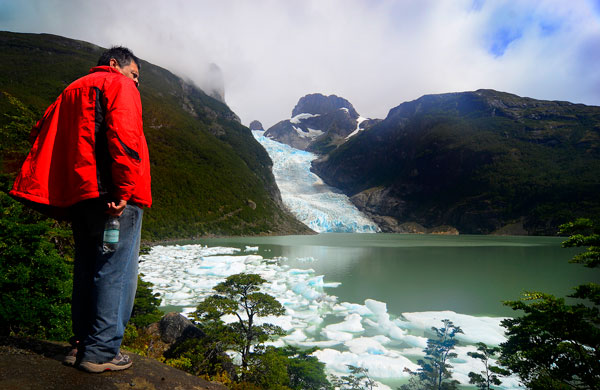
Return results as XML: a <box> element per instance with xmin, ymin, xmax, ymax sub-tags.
<box><xmin>70</xmin><ymin>200</ymin><xmax>143</xmax><ymax>363</ymax></box>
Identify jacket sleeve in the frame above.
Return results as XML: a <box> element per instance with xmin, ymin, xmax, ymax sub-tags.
<box><xmin>103</xmin><ymin>77</ymin><xmax>143</xmax><ymax>201</ymax></box>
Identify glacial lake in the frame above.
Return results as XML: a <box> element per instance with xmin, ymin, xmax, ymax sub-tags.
<box><xmin>191</xmin><ymin>233</ymin><xmax>591</xmax><ymax>317</ymax></box>
<box><xmin>141</xmin><ymin>233</ymin><xmax>594</xmax><ymax>389</ymax></box>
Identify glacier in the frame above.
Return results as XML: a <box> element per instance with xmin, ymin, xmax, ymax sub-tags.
<box><xmin>252</xmin><ymin>130</ymin><xmax>379</xmax><ymax>233</ymax></box>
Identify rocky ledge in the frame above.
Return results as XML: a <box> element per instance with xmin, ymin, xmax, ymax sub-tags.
<box><xmin>0</xmin><ymin>335</ymin><xmax>228</xmax><ymax>390</ymax></box>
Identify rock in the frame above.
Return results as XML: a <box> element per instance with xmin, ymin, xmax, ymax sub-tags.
<box><xmin>158</xmin><ymin>312</ymin><xmax>205</xmax><ymax>344</ymax></box>
<box><xmin>0</xmin><ymin>336</ymin><xmax>228</xmax><ymax>390</ymax></box>
<box><xmin>428</xmin><ymin>225</ymin><xmax>459</xmax><ymax>235</ymax></box>
<box><xmin>350</xmin><ymin>187</ymin><xmax>406</xmax><ymax>218</ymax></box>
<box><xmin>491</xmin><ymin>218</ymin><xmax>528</xmax><ymax>236</ymax></box>
<box><xmin>248</xmin><ymin>120</ymin><xmax>264</xmax><ymax>131</ymax></box>
<box><xmin>398</xmin><ymin>222</ymin><xmax>428</xmax><ymax>234</ymax></box>
<box><xmin>292</xmin><ymin>93</ymin><xmax>358</xmax><ymax>118</ymax></box>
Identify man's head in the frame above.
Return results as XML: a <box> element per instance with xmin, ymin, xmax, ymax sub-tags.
<box><xmin>97</xmin><ymin>46</ymin><xmax>141</xmax><ymax>87</ymax></box>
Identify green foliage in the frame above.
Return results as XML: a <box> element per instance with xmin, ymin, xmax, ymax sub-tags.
<box><xmin>467</xmin><ymin>343</ymin><xmax>509</xmax><ymax>390</ymax></box>
<box><xmin>192</xmin><ymin>273</ymin><xmax>286</xmax><ymax>376</ymax></box>
<box><xmin>129</xmin><ymin>274</ymin><xmax>163</xmax><ymax>328</ymax></box>
<box><xmin>401</xmin><ymin>319</ymin><xmax>463</xmax><ymax>390</ymax></box>
<box><xmin>277</xmin><ymin>346</ymin><xmax>332</xmax><ymax>390</ymax></box>
<box><xmin>331</xmin><ymin>365</ymin><xmax>377</xmax><ymax>390</ymax></box>
<box><xmin>500</xmin><ymin>218</ymin><xmax>600</xmax><ymax>389</ymax></box>
<box><xmin>0</xmin><ymin>191</ymin><xmax>72</xmax><ymax>340</ymax></box>
<box><xmin>0</xmin><ymin>31</ymin><xmax>311</xmax><ymax>241</ymax></box>
<box><xmin>313</xmin><ymin>90</ymin><xmax>600</xmax><ymax>234</ymax></box>
<box><xmin>245</xmin><ymin>347</ymin><xmax>291</xmax><ymax>390</ymax></box>
<box><xmin>165</xmin><ymin>337</ymin><xmax>232</xmax><ymax>378</ymax></box>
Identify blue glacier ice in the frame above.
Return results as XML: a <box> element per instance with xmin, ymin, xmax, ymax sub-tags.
<box><xmin>252</xmin><ymin>130</ymin><xmax>379</xmax><ymax>233</ymax></box>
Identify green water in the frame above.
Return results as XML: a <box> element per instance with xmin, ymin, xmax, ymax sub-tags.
<box><xmin>193</xmin><ymin>233</ymin><xmax>594</xmax><ymax>317</ymax></box>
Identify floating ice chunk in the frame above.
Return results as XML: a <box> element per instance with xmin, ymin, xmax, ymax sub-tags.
<box><xmin>256</xmin><ymin>315</ymin><xmax>295</xmax><ymax>332</ymax></box>
<box><xmin>292</xmin><ymin>282</ymin><xmax>321</xmax><ymax>300</ymax></box>
<box><xmin>296</xmin><ymin>339</ymin><xmax>345</xmax><ymax>348</ymax></box>
<box><xmin>321</xmin><ymin>329</ymin><xmax>354</xmax><ymax>342</ymax></box>
<box><xmin>365</xmin><ymin>299</ymin><xmax>387</xmax><ymax>316</ymax></box>
<box><xmin>401</xmin><ymin>311</ymin><xmax>508</xmax><ymax>346</ymax></box>
<box><xmin>296</xmin><ymin>256</ymin><xmax>317</xmax><ymax>262</ymax></box>
<box><xmin>402</xmin><ymin>335</ymin><xmax>428</xmax><ymax>349</ymax></box>
<box><xmin>364</xmin><ymin>299</ymin><xmax>406</xmax><ymax>340</ymax></box>
<box><xmin>333</xmin><ymin>302</ymin><xmax>372</xmax><ymax>316</ymax></box>
<box><xmin>313</xmin><ymin>349</ymin><xmax>418</xmax><ymax>378</ymax></box>
<box><xmin>244</xmin><ymin>246</ymin><xmax>259</xmax><ymax>252</ymax></box>
<box><xmin>289</xmin><ymin>268</ymin><xmax>315</xmax><ymax>275</ymax></box>
<box><xmin>345</xmin><ymin>337</ymin><xmax>390</xmax><ymax>355</ymax></box>
<box><xmin>283</xmin><ymin>329</ymin><xmax>307</xmax><ymax>342</ymax></box>
<box><xmin>324</xmin><ymin>313</ymin><xmax>364</xmax><ymax>333</ymax></box>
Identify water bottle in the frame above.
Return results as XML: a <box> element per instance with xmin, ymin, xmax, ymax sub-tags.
<box><xmin>103</xmin><ymin>216</ymin><xmax>120</xmax><ymax>253</ymax></box>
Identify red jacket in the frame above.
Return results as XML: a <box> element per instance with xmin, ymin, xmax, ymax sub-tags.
<box><xmin>10</xmin><ymin>66</ymin><xmax>152</xmax><ymax>209</ymax></box>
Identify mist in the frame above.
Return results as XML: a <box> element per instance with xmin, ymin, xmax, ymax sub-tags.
<box><xmin>2</xmin><ymin>0</ymin><xmax>599</xmax><ymax>128</ymax></box>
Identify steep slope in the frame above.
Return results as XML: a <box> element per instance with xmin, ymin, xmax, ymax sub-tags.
<box><xmin>264</xmin><ymin>93</ymin><xmax>377</xmax><ymax>154</ymax></box>
<box><xmin>0</xmin><ymin>31</ymin><xmax>311</xmax><ymax>239</ymax></box>
<box><xmin>312</xmin><ymin>89</ymin><xmax>600</xmax><ymax>235</ymax></box>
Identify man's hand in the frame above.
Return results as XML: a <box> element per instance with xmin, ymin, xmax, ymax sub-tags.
<box><xmin>106</xmin><ymin>199</ymin><xmax>127</xmax><ymax>216</ymax></box>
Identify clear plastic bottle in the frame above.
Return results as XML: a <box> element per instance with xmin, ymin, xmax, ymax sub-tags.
<box><xmin>103</xmin><ymin>216</ymin><xmax>120</xmax><ymax>253</ymax></box>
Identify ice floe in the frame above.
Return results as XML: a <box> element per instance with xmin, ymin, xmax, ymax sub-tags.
<box><xmin>140</xmin><ymin>243</ymin><xmax>522</xmax><ymax>389</ymax></box>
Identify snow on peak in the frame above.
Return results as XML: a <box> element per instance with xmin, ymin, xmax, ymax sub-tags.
<box><xmin>339</xmin><ymin>107</ymin><xmax>349</xmax><ymax>113</ymax></box>
<box><xmin>346</xmin><ymin>116</ymin><xmax>368</xmax><ymax>139</ymax></box>
<box><xmin>290</xmin><ymin>113</ymin><xmax>320</xmax><ymax>124</ymax></box>
<box><xmin>293</xmin><ymin>126</ymin><xmax>324</xmax><ymax>139</ymax></box>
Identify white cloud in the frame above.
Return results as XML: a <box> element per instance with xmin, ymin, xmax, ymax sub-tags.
<box><xmin>1</xmin><ymin>0</ymin><xmax>599</xmax><ymax>128</ymax></box>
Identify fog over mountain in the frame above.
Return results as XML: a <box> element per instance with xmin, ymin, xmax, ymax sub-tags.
<box><xmin>1</xmin><ymin>0</ymin><xmax>599</xmax><ymax>128</ymax></box>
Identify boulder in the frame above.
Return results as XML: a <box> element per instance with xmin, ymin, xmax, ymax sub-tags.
<box><xmin>158</xmin><ymin>312</ymin><xmax>205</xmax><ymax>344</ymax></box>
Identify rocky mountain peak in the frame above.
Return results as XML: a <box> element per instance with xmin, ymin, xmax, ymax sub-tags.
<box><xmin>265</xmin><ymin>93</ymin><xmax>368</xmax><ymax>153</ymax></box>
<box><xmin>292</xmin><ymin>93</ymin><xmax>359</xmax><ymax>119</ymax></box>
<box><xmin>249</xmin><ymin>120</ymin><xmax>264</xmax><ymax>130</ymax></box>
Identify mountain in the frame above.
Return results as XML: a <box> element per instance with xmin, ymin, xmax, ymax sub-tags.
<box><xmin>249</xmin><ymin>120</ymin><xmax>264</xmax><ymax>130</ymax></box>
<box><xmin>311</xmin><ymin>89</ymin><xmax>600</xmax><ymax>235</ymax></box>
<box><xmin>264</xmin><ymin>93</ymin><xmax>379</xmax><ymax>154</ymax></box>
<box><xmin>0</xmin><ymin>31</ymin><xmax>312</xmax><ymax>239</ymax></box>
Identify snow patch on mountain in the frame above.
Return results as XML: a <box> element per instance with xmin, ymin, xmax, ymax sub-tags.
<box><xmin>290</xmin><ymin>113</ymin><xmax>320</xmax><ymax>124</ymax></box>
<box><xmin>346</xmin><ymin>116</ymin><xmax>368</xmax><ymax>139</ymax></box>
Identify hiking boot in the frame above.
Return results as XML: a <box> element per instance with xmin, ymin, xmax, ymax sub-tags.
<box><xmin>79</xmin><ymin>352</ymin><xmax>132</xmax><ymax>373</ymax></box>
<box><xmin>63</xmin><ymin>348</ymin><xmax>78</xmax><ymax>366</ymax></box>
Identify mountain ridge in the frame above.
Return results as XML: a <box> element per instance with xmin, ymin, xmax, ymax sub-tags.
<box><xmin>0</xmin><ymin>31</ymin><xmax>312</xmax><ymax>239</ymax></box>
<box><xmin>311</xmin><ymin>89</ymin><xmax>600</xmax><ymax>235</ymax></box>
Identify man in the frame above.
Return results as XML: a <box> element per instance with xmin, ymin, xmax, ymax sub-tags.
<box><xmin>10</xmin><ymin>46</ymin><xmax>151</xmax><ymax>373</ymax></box>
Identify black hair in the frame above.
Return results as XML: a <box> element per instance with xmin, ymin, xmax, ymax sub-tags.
<box><xmin>97</xmin><ymin>46</ymin><xmax>141</xmax><ymax>69</ymax></box>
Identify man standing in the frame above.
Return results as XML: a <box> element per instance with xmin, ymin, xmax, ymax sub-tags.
<box><xmin>10</xmin><ymin>46</ymin><xmax>151</xmax><ymax>372</ymax></box>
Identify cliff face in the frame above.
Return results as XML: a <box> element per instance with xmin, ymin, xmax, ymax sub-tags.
<box><xmin>312</xmin><ymin>89</ymin><xmax>600</xmax><ymax>235</ymax></box>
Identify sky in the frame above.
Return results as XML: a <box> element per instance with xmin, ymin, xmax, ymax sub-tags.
<box><xmin>1</xmin><ymin>0</ymin><xmax>600</xmax><ymax>129</ymax></box>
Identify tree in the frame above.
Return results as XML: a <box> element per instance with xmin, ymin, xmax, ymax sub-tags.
<box><xmin>401</xmin><ymin>319</ymin><xmax>463</xmax><ymax>390</ymax></box>
<box><xmin>278</xmin><ymin>346</ymin><xmax>332</xmax><ymax>390</ymax></box>
<box><xmin>192</xmin><ymin>273</ymin><xmax>286</xmax><ymax>378</ymax></box>
<box><xmin>500</xmin><ymin>218</ymin><xmax>600</xmax><ymax>390</ymax></box>
<box><xmin>467</xmin><ymin>342</ymin><xmax>509</xmax><ymax>390</ymax></box>
<box><xmin>0</xmin><ymin>191</ymin><xmax>73</xmax><ymax>340</ymax></box>
<box><xmin>331</xmin><ymin>365</ymin><xmax>377</xmax><ymax>390</ymax></box>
